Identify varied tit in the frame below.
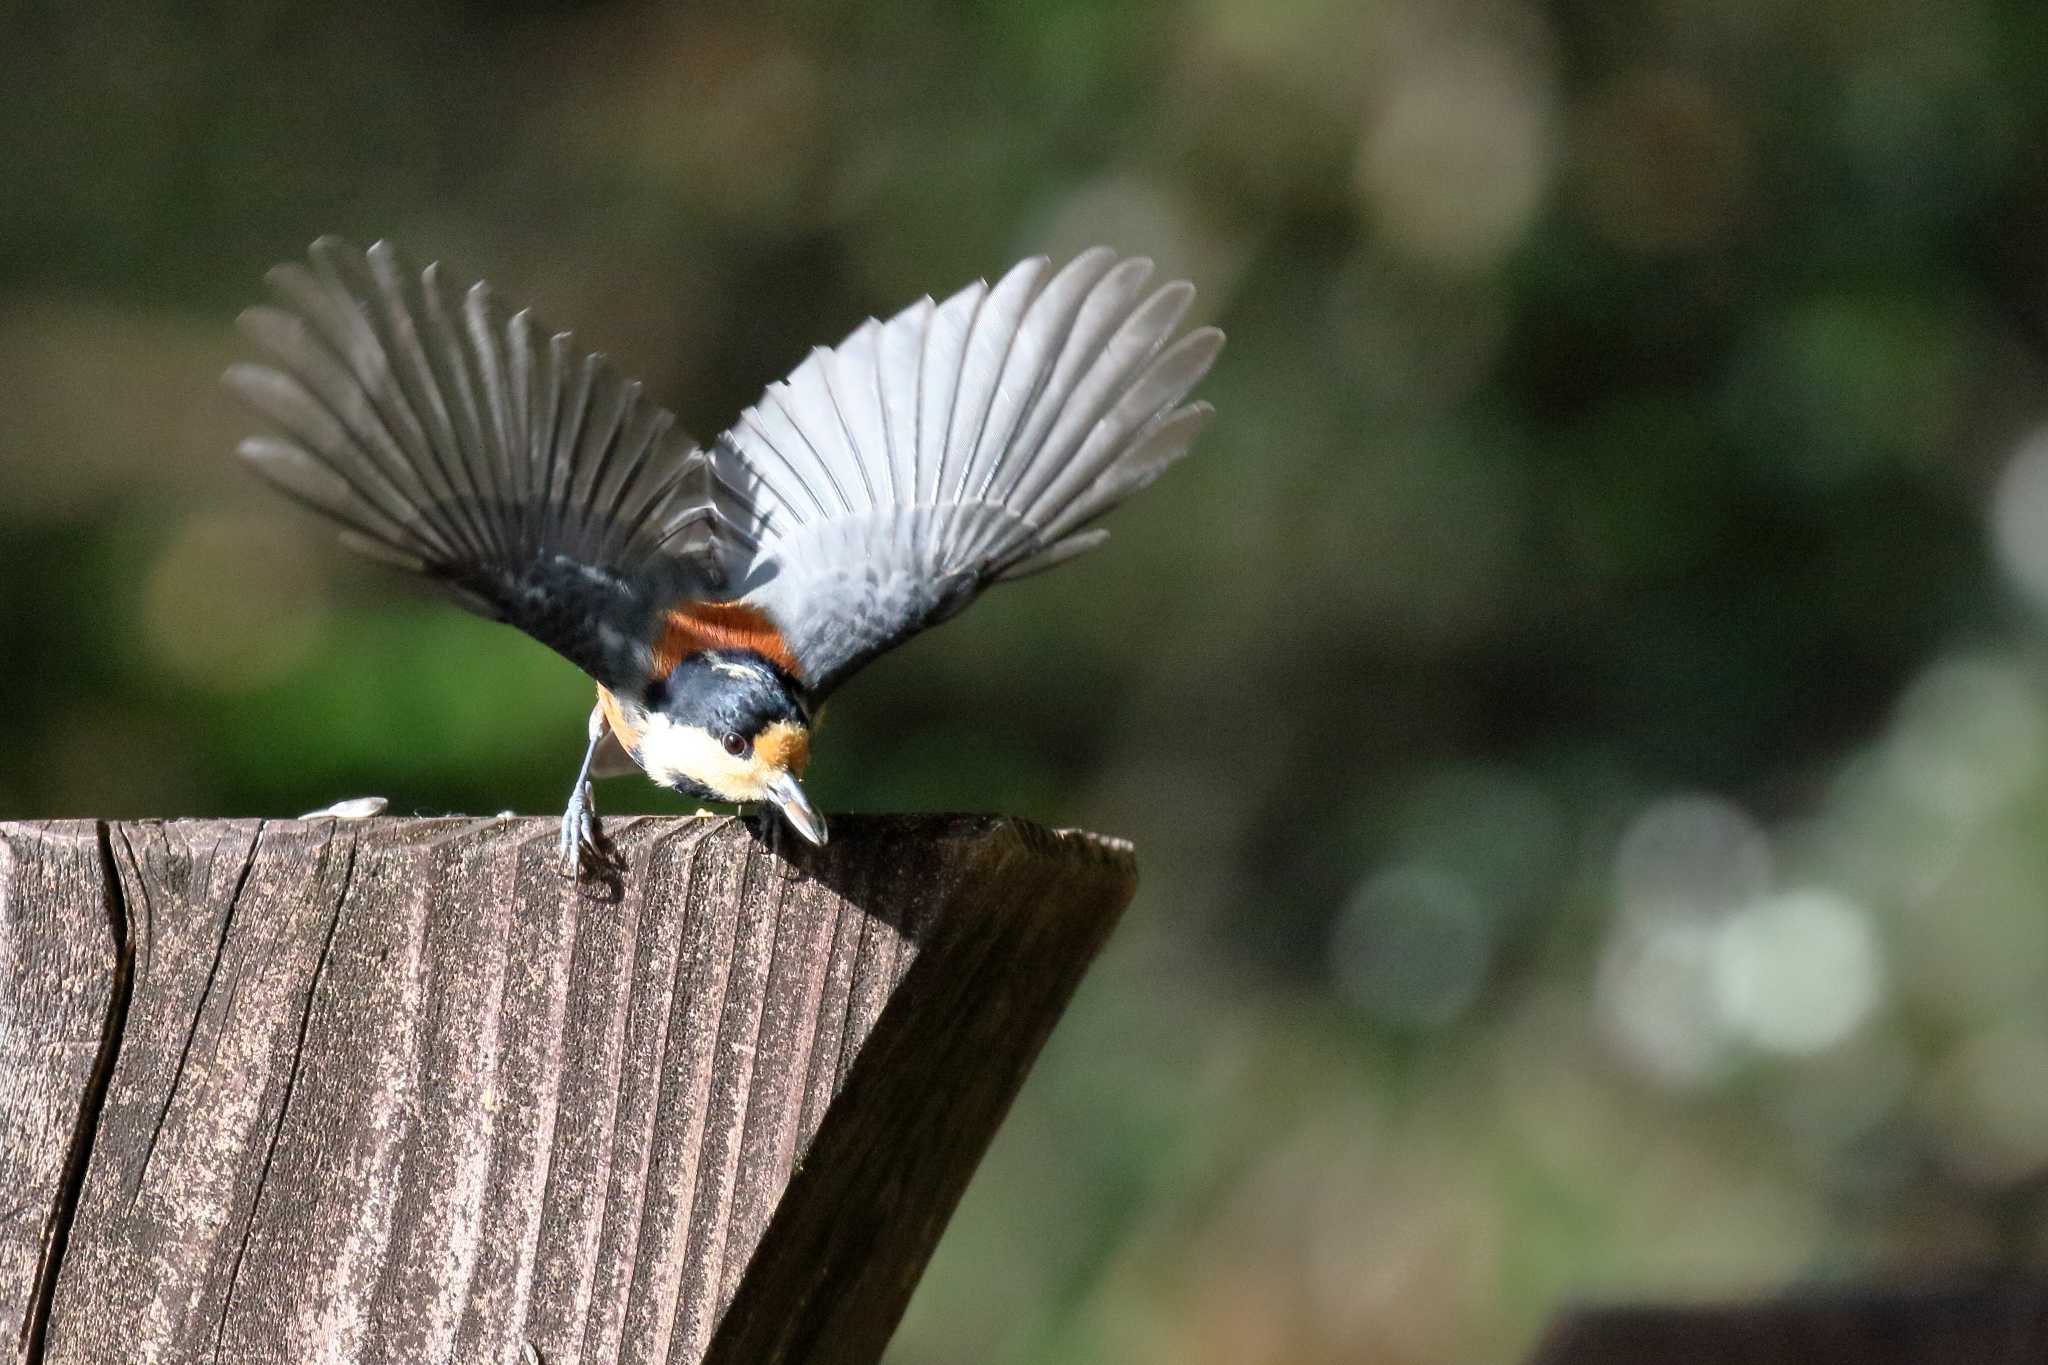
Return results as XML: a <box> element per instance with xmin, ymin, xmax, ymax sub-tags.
<box><xmin>228</xmin><ymin>238</ymin><xmax>1223</xmax><ymax>874</ymax></box>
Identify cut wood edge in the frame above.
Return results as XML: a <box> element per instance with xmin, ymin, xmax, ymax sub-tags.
<box><xmin>706</xmin><ymin>816</ymin><xmax>1137</xmax><ymax>1365</ymax></box>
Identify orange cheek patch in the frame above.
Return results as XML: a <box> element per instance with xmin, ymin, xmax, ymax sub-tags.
<box><xmin>754</xmin><ymin>719</ymin><xmax>811</xmax><ymax>775</ymax></box>
<box><xmin>654</xmin><ymin>600</ymin><xmax>802</xmax><ymax>680</ymax></box>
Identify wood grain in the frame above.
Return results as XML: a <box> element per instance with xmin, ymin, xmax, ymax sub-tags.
<box><xmin>0</xmin><ymin>815</ymin><xmax>1133</xmax><ymax>1365</ymax></box>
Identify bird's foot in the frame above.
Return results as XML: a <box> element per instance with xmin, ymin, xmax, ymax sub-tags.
<box><xmin>558</xmin><ymin>782</ymin><xmax>623</xmax><ymax>883</ymax></box>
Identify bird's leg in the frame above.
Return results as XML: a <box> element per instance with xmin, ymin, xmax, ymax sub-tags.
<box><xmin>559</xmin><ymin>704</ymin><xmax>621</xmax><ymax>879</ymax></box>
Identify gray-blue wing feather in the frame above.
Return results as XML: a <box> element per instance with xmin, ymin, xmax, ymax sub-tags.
<box><xmin>714</xmin><ymin>249</ymin><xmax>1223</xmax><ymax>696</ymax></box>
<box><xmin>226</xmin><ymin>237</ymin><xmax>730</xmax><ymax>688</ymax></box>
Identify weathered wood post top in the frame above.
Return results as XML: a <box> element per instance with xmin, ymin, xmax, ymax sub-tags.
<box><xmin>1</xmin><ymin>813</ymin><xmax>1135</xmax><ymax>1365</ymax></box>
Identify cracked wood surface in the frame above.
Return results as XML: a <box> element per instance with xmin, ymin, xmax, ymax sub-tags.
<box><xmin>0</xmin><ymin>814</ymin><xmax>1134</xmax><ymax>1365</ymax></box>
<box><xmin>0</xmin><ymin>824</ymin><xmax>125</xmax><ymax>1364</ymax></box>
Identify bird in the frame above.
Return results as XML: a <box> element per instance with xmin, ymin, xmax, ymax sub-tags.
<box><xmin>227</xmin><ymin>237</ymin><xmax>1223</xmax><ymax>876</ymax></box>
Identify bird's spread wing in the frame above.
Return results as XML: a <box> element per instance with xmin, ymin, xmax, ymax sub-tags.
<box><xmin>227</xmin><ymin>237</ymin><xmax>732</xmax><ymax>689</ymax></box>
<box><xmin>711</xmin><ymin>250</ymin><xmax>1223</xmax><ymax>697</ymax></box>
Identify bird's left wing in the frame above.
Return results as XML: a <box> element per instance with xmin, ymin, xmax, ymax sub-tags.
<box><xmin>227</xmin><ymin>238</ymin><xmax>734</xmax><ymax>689</ymax></box>
<box><xmin>711</xmin><ymin>250</ymin><xmax>1223</xmax><ymax>698</ymax></box>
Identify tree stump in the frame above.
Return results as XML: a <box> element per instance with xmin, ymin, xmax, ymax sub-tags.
<box><xmin>0</xmin><ymin>814</ymin><xmax>1134</xmax><ymax>1365</ymax></box>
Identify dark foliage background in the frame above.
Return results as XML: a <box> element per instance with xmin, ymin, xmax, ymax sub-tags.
<box><xmin>8</xmin><ymin>0</ymin><xmax>2048</xmax><ymax>1359</ymax></box>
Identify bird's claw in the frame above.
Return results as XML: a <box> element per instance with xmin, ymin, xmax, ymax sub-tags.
<box><xmin>558</xmin><ymin>782</ymin><xmax>622</xmax><ymax>882</ymax></box>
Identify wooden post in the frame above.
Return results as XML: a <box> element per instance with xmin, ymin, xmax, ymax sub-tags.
<box><xmin>0</xmin><ymin>814</ymin><xmax>1134</xmax><ymax>1365</ymax></box>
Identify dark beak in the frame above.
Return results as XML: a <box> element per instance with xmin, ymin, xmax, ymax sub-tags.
<box><xmin>765</xmin><ymin>770</ymin><xmax>828</xmax><ymax>846</ymax></box>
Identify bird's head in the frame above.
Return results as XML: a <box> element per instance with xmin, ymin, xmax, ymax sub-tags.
<box><xmin>636</xmin><ymin>649</ymin><xmax>825</xmax><ymax>844</ymax></box>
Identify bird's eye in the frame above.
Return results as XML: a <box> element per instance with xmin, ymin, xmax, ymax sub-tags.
<box><xmin>722</xmin><ymin>731</ymin><xmax>747</xmax><ymax>757</ymax></box>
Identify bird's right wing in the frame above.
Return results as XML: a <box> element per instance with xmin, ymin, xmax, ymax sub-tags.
<box><xmin>711</xmin><ymin>249</ymin><xmax>1223</xmax><ymax>698</ymax></box>
<box><xmin>226</xmin><ymin>238</ymin><xmax>736</xmax><ymax>688</ymax></box>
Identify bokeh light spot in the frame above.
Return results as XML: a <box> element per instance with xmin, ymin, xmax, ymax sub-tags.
<box><xmin>1613</xmin><ymin>792</ymin><xmax>1771</xmax><ymax>920</ymax></box>
<box><xmin>141</xmin><ymin>511</ymin><xmax>330</xmax><ymax>692</ymax></box>
<box><xmin>1722</xmin><ymin>293</ymin><xmax>1971</xmax><ymax>490</ymax></box>
<box><xmin>1573</xmin><ymin>69</ymin><xmax>1749</xmax><ymax>255</ymax></box>
<box><xmin>1355</xmin><ymin>49</ymin><xmax>1557</xmax><ymax>273</ymax></box>
<box><xmin>1990</xmin><ymin>426</ymin><xmax>2048</xmax><ymax>614</ymax></box>
<box><xmin>1883</xmin><ymin>652</ymin><xmax>2044</xmax><ymax>825</ymax></box>
<box><xmin>1926</xmin><ymin>1024</ymin><xmax>2048</xmax><ymax>1186</ymax></box>
<box><xmin>1332</xmin><ymin>865</ymin><xmax>1494</xmax><ymax>1031</ymax></box>
<box><xmin>1712</xmin><ymin>889</ymin><xmax>1884</xmax><ymax>1057</ymax></box>
<box><xmin>1392</xmin><ymin>763</ymin><xmax>1566</xmax><ymax>923</ymax></box>
<box><xmin>1897</xmin><ymin>833</ymin><xmax>2048</xmax><ymax>1028</ymax></box>
<box><xmin>1596</xmin><ymin>914</ymin><xmax>1729</xmax><ymax>1088</ymax></box>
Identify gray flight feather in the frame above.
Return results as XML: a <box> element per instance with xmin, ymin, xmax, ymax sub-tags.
<box><xmin>228</xmin><ymin>239</ymin><xmax>1222</xmax><ymax>703</ymax></box>
<box><xmin>226</xmin><ymin>237</ymin><xmax>730</xmax><ymax>689</ymax></box>
<box><xmin>713</xmin><ymin>250</ymin><xmax>1222</xmax><ymax>696</ymax></box>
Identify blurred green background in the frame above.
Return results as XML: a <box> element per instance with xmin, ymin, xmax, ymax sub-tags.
<box><xmin>8</xmin><ymin>0</ymin><xmax>2048</xmax><ymax>1360</ymax></box>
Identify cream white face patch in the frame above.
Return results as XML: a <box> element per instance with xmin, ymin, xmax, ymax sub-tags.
<box><xmin>637</xmin><ymin>716</ymin><xmax>768</xmax><ymax>799</ymax></box>
<box><xmin>635</xmin><ymin>713</ymin><xmax>809</xmax><ymax>802</ymax></box>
